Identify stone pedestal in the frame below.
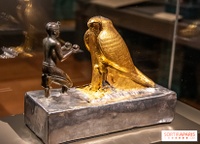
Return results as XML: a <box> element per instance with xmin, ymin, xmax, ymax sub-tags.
<box><xmin>24</xmin><ymin>85</ymin><xmax>176</xmax><ymax>144</ymax></box>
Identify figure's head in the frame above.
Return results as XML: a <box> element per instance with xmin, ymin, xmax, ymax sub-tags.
<box><xmin>45</xmin><ymin>22</ymin><xmax>60</xmax><ymax>37</ymax></box>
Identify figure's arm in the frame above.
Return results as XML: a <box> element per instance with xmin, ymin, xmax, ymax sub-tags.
<box><xmin>61</xmin><ymin>43</ymin><xmax>80</xmax><ymax>62</ymax></box>
<box><xmin>55</xmin><ymin>41</ymin><xmax>80</xmax><ymax>62</ymax></box>
<box><xmin>54</xmin><ymin>42</ymin><xmax>64</xmax><ymax>61</ymax></box>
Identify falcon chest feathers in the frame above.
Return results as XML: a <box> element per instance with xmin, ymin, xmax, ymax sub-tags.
<box><xmin>85</xmin><ymin>16</ymin><xmax>155</xmax><ymax>91</ymax></box>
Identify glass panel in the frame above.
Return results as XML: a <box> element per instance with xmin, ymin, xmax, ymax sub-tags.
<box><xmin>0</xmin><ymin>0</ymin><xmax>54</xmax><ymax>117</ymax></box>
<box><xmin>171</xmin><ymin>0</ymin><xmax>200</xmax><ymax>110</ymax></box>
<box><xmin>2</xmin><ymin>0</ymin><xmax>198</xmax><ymax>117</ymax></box>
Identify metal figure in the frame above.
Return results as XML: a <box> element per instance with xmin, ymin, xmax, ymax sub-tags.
<box><xmin>84</xmin><ymin>16</ymin><xmax>155</xmax><ymax>94</ymax></box>
<box><xmin>41</xmin><ymin>22</ymin><xmax>79</xmax><ymax>97</ymax></box>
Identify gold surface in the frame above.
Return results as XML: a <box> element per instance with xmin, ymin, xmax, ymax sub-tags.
<box><xmin>81</xmin><ymin>16</ymin><xmax>155</xmax><ymax>99</ymax></box>
<box><xmin>16</xmin><ymin>0</ymin><xmax>34</xmax><ymax>56</ymax></box>
<box><xmin>179</xmin><ymin>21</ymin><xmax>200</xmax><ymax>38</ymax></box>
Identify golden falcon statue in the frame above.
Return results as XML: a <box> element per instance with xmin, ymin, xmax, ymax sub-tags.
<box><xmin>84</xmin><ymin>16</ymin><xmax>155</xmax><ymax>92</ymax></box>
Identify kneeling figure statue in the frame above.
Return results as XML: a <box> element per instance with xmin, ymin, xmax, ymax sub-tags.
<box><xmin>41</xmin><ymin>22</ymin><xmax>79</xmax><ymax>97</ymax></box>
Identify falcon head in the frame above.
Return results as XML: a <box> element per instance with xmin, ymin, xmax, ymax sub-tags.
<box><xmin>87</xmin><ymin>16</ymin><xmax>112</xmax><ymax>34</ymax></box>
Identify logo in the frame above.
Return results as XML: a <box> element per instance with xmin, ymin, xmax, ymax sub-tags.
<box><xmin>161</xmin><ymin>130</ymin><xmax>198</xmax><ymax>142</ymax></box>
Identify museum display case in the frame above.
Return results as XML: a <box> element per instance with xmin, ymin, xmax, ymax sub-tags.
<box><xmin>0</xmin><ymin>0</ymin><xmax>200</xmax><ymax>143</ymax></box>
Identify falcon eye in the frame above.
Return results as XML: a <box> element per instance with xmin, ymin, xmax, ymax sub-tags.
<box><xmin>92</xmin><ymin>23</ymin><xmax>100</xmax><ymax>29</ymax></box>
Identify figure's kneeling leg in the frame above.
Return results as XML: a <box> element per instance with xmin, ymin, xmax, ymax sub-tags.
<box><xmin>41</xmin><ymin>74</ymin><xmax>51</xmax><ymax>97</ymax></box>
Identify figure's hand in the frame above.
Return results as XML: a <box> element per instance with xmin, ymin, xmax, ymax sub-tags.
<box><xmin>65</xmin><ymin>42</ymin><xmax>72</xmax><ymax>47</ymax></box>
<box><xmin>64</xmin><ymin>42</ymin><xmax>72</xmax><ymax>50</ymax></box>
<box><xmin>72</xmin><ymin>44</ymin><xmax>80</xmax><ymax>53</ymax></box>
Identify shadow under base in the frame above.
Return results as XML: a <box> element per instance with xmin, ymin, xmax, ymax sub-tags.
<box><xmin>24</xmin><ymin>85</ymin><xmax>176</xmax><ymax>144</ymax></box>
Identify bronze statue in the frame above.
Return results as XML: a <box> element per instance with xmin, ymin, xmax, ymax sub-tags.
<box><xmin>41</xmin><ymin>22</ymin><xmax>79</xmax><ymax>97</ymax></box>
<box><xmin>83</xmin><ymin>16</ymin><xmax>155</xmax><ymax>98</ymax></box>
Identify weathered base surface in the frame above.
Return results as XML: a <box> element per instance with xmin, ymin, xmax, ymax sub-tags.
<box><xmin>24</xmin><ymin>85</ymin><xmax>176</xmax><ymax>144</ymax></box>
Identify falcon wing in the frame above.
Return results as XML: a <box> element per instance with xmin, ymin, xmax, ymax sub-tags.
<box><xmin>98</xmin><ymin>27</ymin><xmax>135</xmax><ymax>72</ymax></box>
